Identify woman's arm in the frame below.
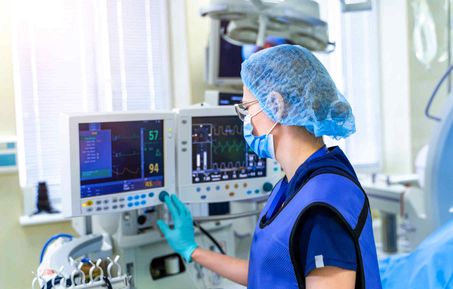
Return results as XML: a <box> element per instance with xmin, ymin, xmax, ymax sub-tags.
<box><xmin>191</xmin><ymin>248</ymin><xmax>249</xmax><ymax>286</ymax></box>
<box><xmin>306</xmin><ymin>267</ymin><xmax>356</xmax><ymax>289</ymax></box>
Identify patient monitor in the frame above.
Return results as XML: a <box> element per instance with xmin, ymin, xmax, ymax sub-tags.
<box><xmin>176</xmin><ymin>106</ymin><xmax>281</xmax><ymax>203</ymax></box>
<box><xmin>61</xmin><ymin>112</ymin><xmax>175</xmax><ymax>217</ymax></box>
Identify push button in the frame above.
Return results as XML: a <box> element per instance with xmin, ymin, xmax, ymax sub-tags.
<box><xmin>83</xmin><ymin>200</ymin><xmax>93</xmax><ymax>207</ymax></box>
<box><xmin>263</xmin><ymin>182</ymin><xmax>273</xmax><ymax>192</ymax></box>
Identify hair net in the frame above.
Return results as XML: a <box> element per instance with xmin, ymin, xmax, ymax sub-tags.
<box><xmin>241</xmin><ymin>44</ymin><xmax>355</xmax><ymax>139</ymax></box>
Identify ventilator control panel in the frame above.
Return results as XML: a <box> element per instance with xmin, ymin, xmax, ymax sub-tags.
<box><xmin>176</xmin><ymin>106</ymin><xmax>281</xmax><ymax>203</ymax></box>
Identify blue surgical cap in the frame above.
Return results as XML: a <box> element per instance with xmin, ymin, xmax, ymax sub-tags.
<box><xmin>241</xmin><ymin>44</ymin><xmax>356</xmax><ymax>139</ymax></box>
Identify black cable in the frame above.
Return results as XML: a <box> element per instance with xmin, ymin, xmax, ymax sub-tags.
<box><xmin>103</xmin><ymin>276</ymin><xmax>114</xmax><ymax>289</ymax></box>
<box><xmin>425</xmin><ymin>65</ymin><xmax>453</xmax><ymax>122</ymax></box>
<box><xmin>193</xmin><ymin>221</ymin><xmax>226</xmax><ymax>255</ymax></box>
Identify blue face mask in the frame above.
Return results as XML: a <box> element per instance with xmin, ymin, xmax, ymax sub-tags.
<box><xmin>243</xmin><ymin>113</ymin><xmax>278</xmax><ymax>159</ymax></box>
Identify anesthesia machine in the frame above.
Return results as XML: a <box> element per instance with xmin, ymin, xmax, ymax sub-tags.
<box><xmin>34</xmin><ymin>107</ymin><xmax>281</xmax><ymax>289</ymax></box>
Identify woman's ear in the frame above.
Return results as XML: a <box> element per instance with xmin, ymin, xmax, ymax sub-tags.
<box><xmin>266</xmin><ymin>91</ymin><xmax>286</xmax><ymax>121</ymax></box>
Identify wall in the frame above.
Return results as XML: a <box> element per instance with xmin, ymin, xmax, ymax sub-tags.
<box><xmin>0</xmin><ymin>1</ymin><xmax>76</xmax><ymax>288</ymax></box>
<box><xmin>186</xmin><ymin>0</ymin><xmax>211</xmax><ymax>104</ymax></box>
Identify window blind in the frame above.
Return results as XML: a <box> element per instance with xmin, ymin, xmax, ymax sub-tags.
<box><xmin>12</xmin><ymin>0</ymin><xmax>172</xmax><ymax>208</ymax></box>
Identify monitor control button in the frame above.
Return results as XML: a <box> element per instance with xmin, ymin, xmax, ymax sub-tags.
<box><xmin>263</xmin><ymin>182</ymin><xmax>273</xmax><ymax>192</ymax></box>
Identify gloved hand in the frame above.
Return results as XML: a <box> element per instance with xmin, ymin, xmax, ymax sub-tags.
<box><xmin>157</xmin><ymin>194</ymin><xmax>198</xmax><ymax>262</ymax></box>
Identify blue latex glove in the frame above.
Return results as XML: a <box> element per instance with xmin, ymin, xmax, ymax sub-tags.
<box><xmin>157</xmin><ymin>194</ymin><xmax>198</xmax><ymax>262</ymax></box>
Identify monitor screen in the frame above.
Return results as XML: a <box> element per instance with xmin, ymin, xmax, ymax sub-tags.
<box><xmin>191</xmin><ymin>116</ymin><xmax>266</xmax><ymax>183</ymax></box>
<box><xmin>79</xmin><ymin>120</ymin><xmax>164</xmax><ymax>198</ymax></box>
<box><xmin>218</xmin><ymin>21</ymin><xmax>243</xmax><ymax>78</ymax></box>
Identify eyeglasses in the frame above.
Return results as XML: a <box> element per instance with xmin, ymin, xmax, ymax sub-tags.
<box><xmin>234</xmin><ymin>100</ymin><xmax>259</xmax><ymax>121</ymax></box>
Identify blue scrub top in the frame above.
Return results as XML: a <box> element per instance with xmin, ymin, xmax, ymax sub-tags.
<box><xmin>266</xmin><ymin>146</ymin><xmax>357</xmax><ymax>276</ymax></box>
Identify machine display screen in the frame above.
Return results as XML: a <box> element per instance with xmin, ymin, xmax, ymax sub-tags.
<box><xmin>79</xmin><ymin>120</ymin><xmax>164</xmax><ymax>198</ymax></box>
<box><xmin>192</xmin><ymin>116</ymin><xmax>266</xmax><ymax>183</ymax></box>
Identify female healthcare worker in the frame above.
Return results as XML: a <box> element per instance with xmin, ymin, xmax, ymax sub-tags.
<box><xmin>157</xmin><ymin>45</ymin><xmax>382</xmax><ymax>289</ymax></box>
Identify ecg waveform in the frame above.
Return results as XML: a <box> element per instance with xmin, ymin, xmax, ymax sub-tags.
<box><xmin>112</xmin><ymin>134</ymin><xmax>140</xmax><ymax>141</ymax></box>
<box><xmin>213</xmin><ymin>140</ymin><xmax>244</xmax><ymax>154</ymax></box>
<box><xmin>113</xmin><ymin>167</ymin><xmax>140</xmax><ymax>176</ymax></box>
<box><xmin>212</xmin><ymin>161</ymin><xmax>246</xmax><ymax>170</ymax></box>
<box><xmin>113</xmin><ymin>152</ymin><xmax>140</xmax><ymax>158</ymax></box>
<box><xmin>212</xmin><ymin>125</ymin><xmax>242</xmax><ymax>136</ymax></box>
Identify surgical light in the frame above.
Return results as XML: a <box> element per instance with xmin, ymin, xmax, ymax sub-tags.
<box><xmin>200</xmin><ymin>0</ymin><xmax>330</xmax><ymax>51</ymax></box>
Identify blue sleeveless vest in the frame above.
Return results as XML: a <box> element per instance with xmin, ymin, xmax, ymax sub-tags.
<box><xmin>248</xmin><ymin>147</ymin><xmax>382</xmax><ymax>289</ymax></box>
